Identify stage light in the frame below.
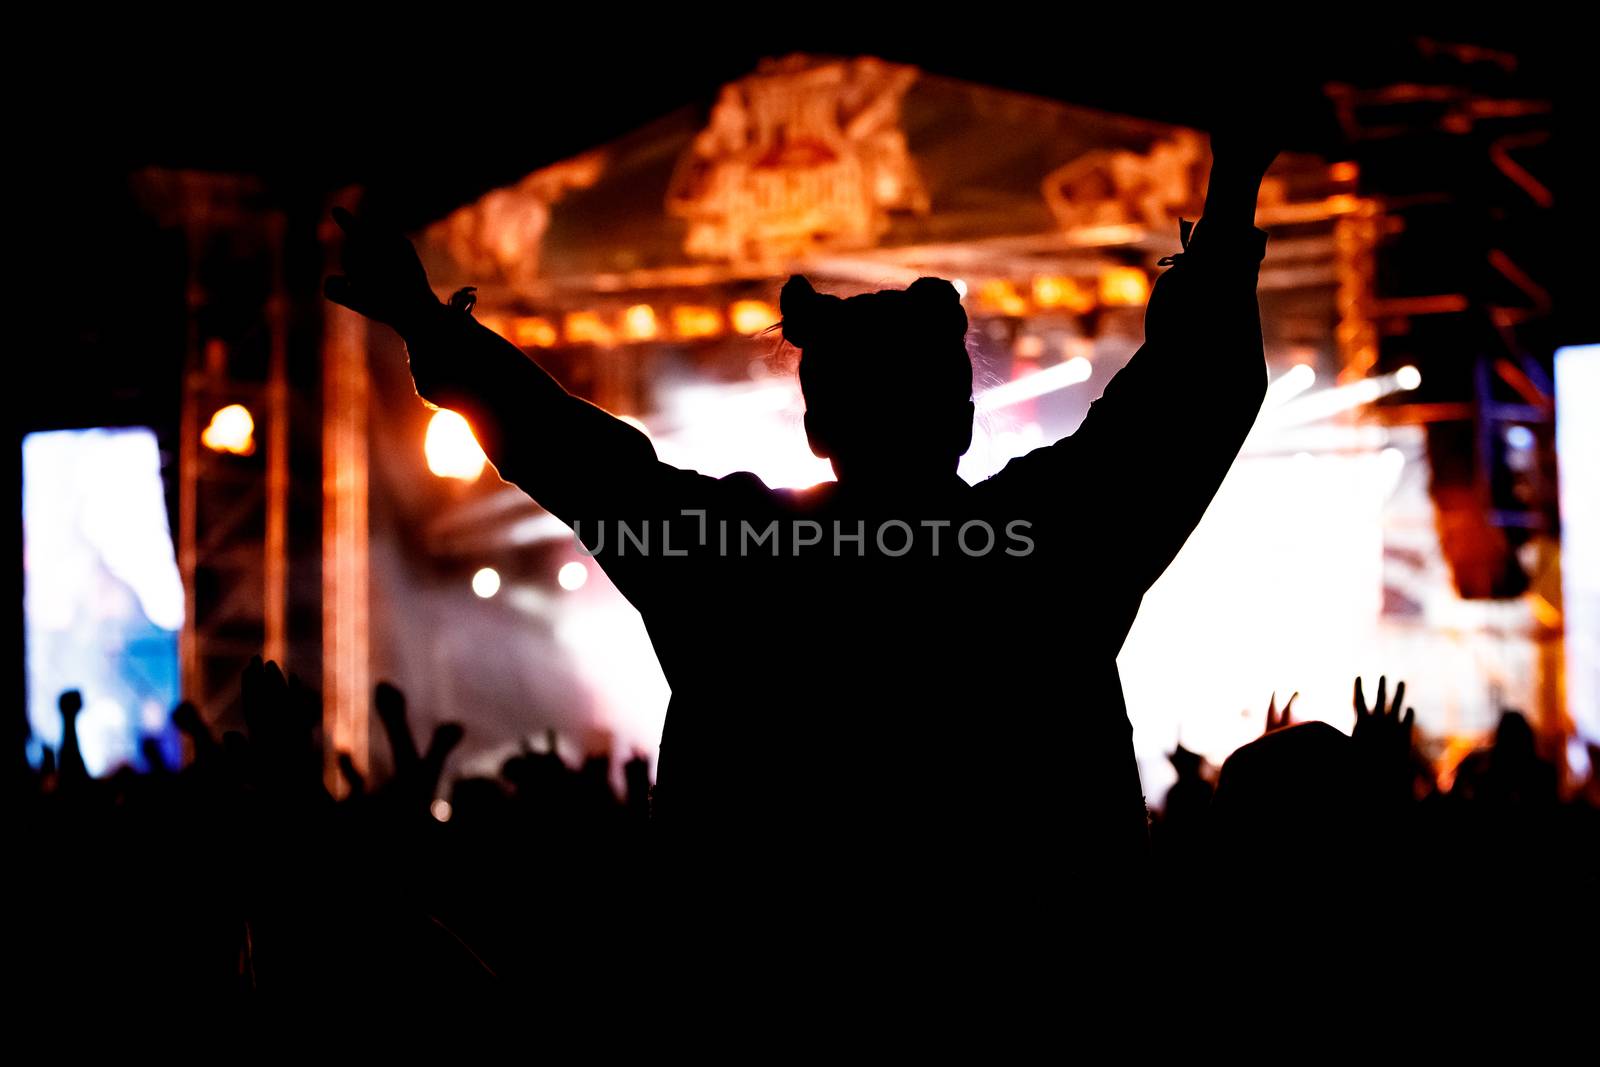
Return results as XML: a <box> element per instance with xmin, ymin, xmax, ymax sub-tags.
<box><xmin>730</xmin><ymin>300</ymin><xmax>778</xmax><ymax>336</ymax></box>
<box><xmin>1266</xmin><ymin>368</ymin><xmax>1425</xmax><ymax>431</ymax></box>
<box><xmin>622</xmin><ymin>304</ymin><xmax>660</xmax><ymax>341</ymax></box>
<box><xmin>201</xmin><ymin>404</ymin><xmax>255</xmax><ymax>455</ymax></box>
<box><xmin>1099</xmin><ymin>266</ymin><xmax>1150</xmax><ymax>306</ymax></box>
<box><xmin>425</xmin><ymin>409</ymin><xmax>487</xmax><ymax>481</ymax></box>
<box><xmin>976</xmin><ymin>355</ymin><xmax>1093</xmax><ymax>411</ymax></box>
<box><xmin>617</xmin><ymin>415</ymin><xmax>652</xmax><ymax>439</ymax></box>
<box><xmin>1032</xmin><ymin>275</ymin><xmax>1094</xmax><ymax>312</ymax></box>
<box><xmin>673</xmin><ymin>305</ymin><xmax>724</xmax><ymax>340</ymax></box>
<box><xmin>558</xmin><ymin>560</ymin><xmax>589</xmax><ymax>591</ymax></box>
<box><xmin>512</xmin><ymin>316</ymin><xmax>559</xmax><ymax>347</ymax></box>
<box><xmin>977</xmin><ymin>280</ymin><xmax>1028</xmax><ymax>316</ymax></box>
<box><xmin>952</xmin><ymin>279</ymin><xmax>969</xmax><ymax>299</ymax></box>
<box><xmin>430</xmin><ymin>799</ymin><xmax>452</xmax><ymax>822</ymax></box>
<box><xmin>472</xmin><ymin>567</ymin><xmax>501</xmax><ymax>599</ymax></box>
<box><xmin>1265</xmin><ymin>363</ymin><xmax>1316</xmax><ymax>407</ymax></box>
<box><xmin>565</xmin><ymin>311</ymin><xmax>615</xmax><ymax>346</ymax></box>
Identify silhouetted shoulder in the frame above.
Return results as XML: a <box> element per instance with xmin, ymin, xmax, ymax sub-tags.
<box><xmin>971</xmin><ymin>433</ymin><xmax>1089</xmax><ymax>509</ymax></box>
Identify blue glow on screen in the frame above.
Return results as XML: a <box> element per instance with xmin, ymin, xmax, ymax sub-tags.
<box><xmin>23</xmin><ymin>428</ymin><xmax>184</xmax><ymax>774</ymax></box>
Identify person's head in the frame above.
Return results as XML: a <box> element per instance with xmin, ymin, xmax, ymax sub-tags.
<box><xmin>1493</xmin><ymin>709</ymin><xmax>1535</xmax><ymax>761</ymax></box>
<box><xmin>781</xmin><ymin>275</ymin><xmax>974</xmax><ymax>484</ymax></box>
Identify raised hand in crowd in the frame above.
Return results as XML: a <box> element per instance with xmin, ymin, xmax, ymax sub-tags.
<box><xmin>372</xmin><ymin>680</ymin><xmax>465</xmax><ymax>816</ymax></box>
<box><xmin>1353</xmin><ymin>675</ymin><xmax>1416</xmax><ymax>806</ymax></box>
<box><xmin>1264</xmin><ymin>691</ymin><xmax>1297</xmax><ymax>735</ymax></box>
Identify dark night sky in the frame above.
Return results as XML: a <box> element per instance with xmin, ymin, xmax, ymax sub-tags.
<box><xmin>31</xmin><ymin>19</ymin><xmax>1565</xmax><ymax>225</ymax></box>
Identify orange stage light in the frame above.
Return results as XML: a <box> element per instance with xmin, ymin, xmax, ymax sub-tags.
<box><xmin>977</xmin><ymin>280</ymin><xmax>1028</xmax><ymax>317</ymax></box>
<box><xmin>565</xmin><ymin>311</ymin><xmax>615</xmax><ymax>346</ymax></box>
<box><xmin>1031</xmin><ymin>275</ymin><xmax>1095</xmax><ymax>313</ymax></box>
<box><xmin>622</xmin><ymin>305</ymin><xmax>660</xmax><ymax>341</ymax></box>
<box><xmin>1099</xmin><ymin>266</ymin><xmax>1150</xmax><ymax>306</ymax></box>
<box><xmin>730</xmin><ymin>299</ymin><xmax>778</xmax><ymax>336</ymax></box>
<box><xmin>673</xmin><ymin>305</ymin><xmax>724</xmax><ymax>340</ymax></box>
<box><xmin>512</xmin><ymin>316</ymin><xmax>559</xmax><ymax>348</ymax></box>
<box><xmin>201</xmin><ymin>404</ymin><xmax>255</xmax><ymax>455</ymax></box>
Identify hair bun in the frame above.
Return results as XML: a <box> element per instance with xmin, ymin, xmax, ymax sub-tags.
<box><xmin>906</xmin><ymin>277</ymin><xmax>968</xmax><ymax>340</ymax></box>
<box><xmin>780</xmin><ymin>275</ymin><xmax>836</xmax><ymax>349</ymax></box>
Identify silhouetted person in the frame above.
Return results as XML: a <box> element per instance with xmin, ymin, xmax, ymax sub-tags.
<box><xmin>1211</xmin><ymin>720</ymin><xmax>1360</xmax><ymax>884</ymax></box>
<box><xmin>326</xmin><ymin>130</ymin><xmax>1279</xmax><ymax>904</ymax></box>
<box><xmin>1452</xmin><ymin>709</ymin><xmax>1558</xmax><ymax>810</ymax></box>
<box><xmin>56</xmin><ymin>690</ymin><xmax>89</xmax><ymax>788</ymax></box>
<box><xmin>1155</xmin><ymin>743</ymin><xmax>1214</xmax><ymax>859</ymax></box>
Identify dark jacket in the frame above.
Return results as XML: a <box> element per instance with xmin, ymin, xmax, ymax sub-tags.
<box><xmin>404</xmin><ymin>218</ymin><xmax>1268</xmax><ymax>887</ymax></box>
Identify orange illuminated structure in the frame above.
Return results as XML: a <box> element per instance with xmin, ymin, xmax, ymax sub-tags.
<box><xmin>136</xmin><ymin>171</ymin><xmax>295</xmax><ymax>727</ymax></box>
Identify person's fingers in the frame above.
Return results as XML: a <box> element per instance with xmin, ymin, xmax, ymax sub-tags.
<box><xmin>1267</xmin><ymin>692</ymin><xmax>1278</xmax><ymax>730</ymax></box>
<box><xmin>1390</xmin><ymin>680</ymin><xmax>1406</xmax><ymax>720</ymax></box>
<box><xmin>424</xmin><ymin>723</ymin><xmax>466</xmax><ymax>779</ymax></box>
<box><xmin>378</xmin><ymin>698</ymin><xmax>420</xmax><ymax>770</ymax></box>
<box><xmin>1374</xmin><ymin>676</ymin><xmax>1387</xmax><ymax>721</ymax></box>
<box><xmin>1283</xmin><ymin>692</ymin><xmax>1298</xmax><ymax>722</ymax></box>
<box><xmin>1354</xmin><ymin>676</ymin><xmax>1368</xmax><ymax>719</ymax></box>
<box><xmin>1402</xmin><ymin>707</ymin><xmax>1415</xmax><ymax>731</ymax></box>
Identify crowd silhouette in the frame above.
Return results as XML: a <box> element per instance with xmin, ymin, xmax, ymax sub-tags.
<box><xmin>17</xmin><ymin>663</ymin><xmax>1598</xmax><ymax>995</ymax></box>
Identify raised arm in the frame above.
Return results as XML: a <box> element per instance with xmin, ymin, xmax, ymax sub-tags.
<box><xmin>1054</xmin><ymin>133</ymin><xmax>1278</xmax><ymax>591</ymax></box>
<box><xmin>323</xmin><ymin>209</ymin><xmax>660</xmax><ymax>524</ymax></box>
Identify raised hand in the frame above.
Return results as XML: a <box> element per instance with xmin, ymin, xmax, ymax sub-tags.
<box><xmin>1264</xmin><ymin>691</ymin><xmax>1297</xmax><ymax>734</ymax></box>
<box><xmin>1208</xmin><ymin>127</ymin><xmax>1282</xmax><ymax>183</ymax></box>
<box><xmin>372</xmin><ymin>680</ymin><xmax>464</xmax><ymax>814</ymax></box>
<box><xmin>1353</xmin><ymin>675</ymin><xmax>1414</xmax><ymax>743</ymax></box>
<box><xmin>238</xmin><ymin>656</ymin><xmax>328</xmax><ymax>801</ymax></box>
<box><xmin>1201</xmin><ymin>123</ymin><xmax>1282</xmax><ymax>233</ymax></box>
<box><xmin>172</xmin><ymin>700</ymin><xmax>222</xmax><ymax>770</ymax></box>
<box><xmin>323</xmin><ymin>207</ymin><xmax>439</xmax><ymax>335</ymax></box>
<box><xmin>1352</xmin><ymin>675</ymin><xmax>1416</xmax><ymax>805</ymax></box>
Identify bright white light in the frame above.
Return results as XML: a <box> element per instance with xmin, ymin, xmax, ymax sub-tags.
<box><xmin>952</xmin><ymin>279</ymin><xmax>969</xmax><ymax>299</ymax></box>
<box><xmin>617</xmin><ymin>415</ymin><xmax>652</xmax><ymax>439</ymax></box>
<box><xmin>1265</xmin><ymin>363</ymin><xmax>1316</xmax><ymax>407</ymax></box>
<box><xmin>201</xmin><ymin>404</ymin><xmax>255</xmax><ymax>455</ymax></box>
<box><xmin>558</xmin><ymin>561</ymin><xmax>590</xmax><ymax>591</ymax></box>
<box><xmin>1121</xmin><ymin>448</ymin><xmax>1390</xmax><ymax>800</ymax></box>
<box><xmin>656</xmin><ymin>380</ymin><xmax>834</xmax><ymax>489</ymax></box>
<box><xmin>430</xmin><ymin>798</ymin><xmax>452</xmax><ymax>822</ymax></box>
<box><xmin>23</xmin><ymin>427</ymin><xmax>182</xmax><ymax>773</ymax></box>
<box><xmin>425</xmin><ymin>409</ymin><xmax>487</xmax><ymax>481</ymax></box>
<box><xmin>1265</xmin><ymin>368</ymin><xmax>1420</xmax><ymax>432</ymax></box>
<box><xmin>1379</xmin><ymin>447</ymin><xmax>1407</xmax><ymax>494</ymax></box>
<box><xmin>471</xmin><ymin>567</ymin><xmax>501</xmax><ymax>598</ymax></box>
<box><xmin>976</xmin><ymin>356</ymin><xmax>1093</xmax><ymax>411</ymax></box>
<box><xmin>1557</xmin><ymin>345</ymin><xmax>1600</xmax><ymax>758</ymax></box>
